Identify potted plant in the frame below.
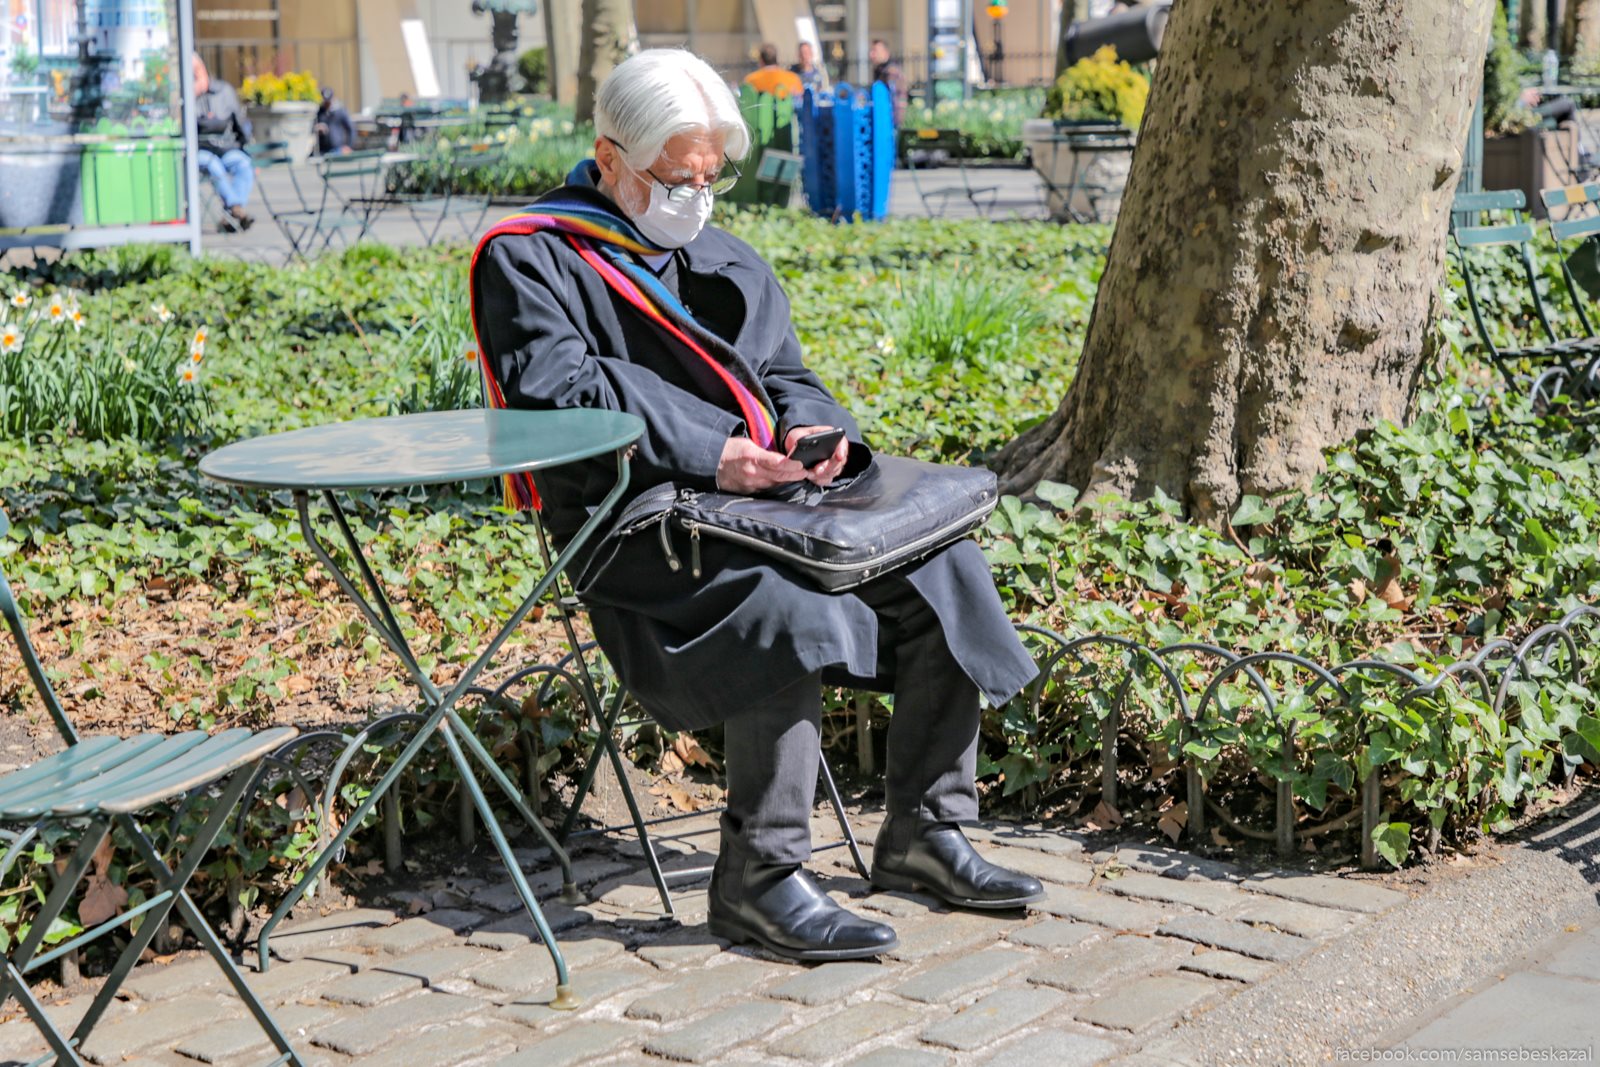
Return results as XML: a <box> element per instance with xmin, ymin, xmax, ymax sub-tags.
<box><xmin>240</xmin><ymin>70</ymin><xmax>320</xmax><ymax>156</ymax></box>
<box><xmin>1479</xmin><ymin>4</ymin><xmax>1568</xmax><ymax>217</ymax></box>
<box><xmin>1023</xmin><ymin>46</ymin><xmax>1149</xmax><ymax>222</ymax></box>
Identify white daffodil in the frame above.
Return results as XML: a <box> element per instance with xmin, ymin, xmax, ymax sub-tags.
<box><xmin>1</xmin><ymin>327</ymin><xmax>21</xmax><ymax>353</ymax></box>
<box><xmin>151</xmin><ymin>302</ymin><xmax>174</xmax><ymax>323</ymax></box>
<box><xmin>9</xmin><ymin>290</ymin><xmax>29</xmax><ymax>310</ymax></box>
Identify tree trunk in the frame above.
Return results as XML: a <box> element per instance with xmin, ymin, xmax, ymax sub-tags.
<box><xmin>994</xmin><ymin>0</ymin><xmax>1494</xmax><ymax>524</ymax></box>
<box><xmin>1522</xmin><ymin>0</ymin><xmax>1549</xmax><ymax>51</ymax></box>
<box><xmin>1563</xmin><ymin>0</ymin><xmax>1600</xmax><ymax>66</ymax></box>
<box><xmin>576</xmin><ymin>0</ymin><xmax>636</xmax><ymax>124</ymax></box>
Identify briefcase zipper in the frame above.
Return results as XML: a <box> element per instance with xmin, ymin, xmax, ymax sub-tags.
<box><xmin>658</xmin><ymin>510</ymin><xmax>681</xmax><ymax>572</ymax></box>
<box><xmin>688</xmin><ymin>523</ymin><xmax>702</xmax><ymax>578</ymax></box>
<box><xmin>674</xmin><ymin>505</ymin><xmax>991</xmax><ymax>575</ymax></box>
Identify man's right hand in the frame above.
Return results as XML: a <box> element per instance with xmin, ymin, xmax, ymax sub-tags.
<box><xmin>717</xmin><ymin>436</ymin><xmax>807</xmax><ymax>494</ymax></box>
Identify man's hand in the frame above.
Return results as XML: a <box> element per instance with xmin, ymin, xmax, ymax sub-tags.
<box><xmin>718</xmin><ymin>436</ymin><xmax>807</xmax><ymax>493</ymax></box>
<box><xmin>784</xmin><ymin>425</ymin><xmax>850</xmax><ymax>487</ymax></box>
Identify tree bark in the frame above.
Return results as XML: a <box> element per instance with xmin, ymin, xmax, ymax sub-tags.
<box><xmin>1563</xmin><ymin>0</ymin><xmax>1600</xmax><ymax>67</ymax></box>
<box><xmin>994</xmin><ymin>0</ymin><xmax>1494</xmax><ymax>524</ymax></box>
<box><xmin>576</xmin><ymin>0</ymin><xmax>636</xmax><ymax>124</ymax></box>
<box><xmin>1522</xmin><ymin>0</ymin><xmax>1549</xmax><ymax>51</ymax></box>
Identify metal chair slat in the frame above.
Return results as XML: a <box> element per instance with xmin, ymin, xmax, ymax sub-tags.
<box><xmin>22</xmin><ymin>732</ymin><xmax>219</xmax><ymax>817</ymax></box>
<box><xmin>96</xmin><ymin>728</ymin><xmax>299</xmax><ymax>816</ymax></box>
<box><xmin>1551</xmin><ymin>214</ymin><xmax>1600</xmax><ymax>240</ymax></box>
<box><xmin>0</xmin><ymin>735</ymin><xmax>159</xmax><ymax>809</ymax></box>
<box><xmin>1454</xmin><ymin>222</ymin><xmax>1538</xmax><ymax>246</ymax></box>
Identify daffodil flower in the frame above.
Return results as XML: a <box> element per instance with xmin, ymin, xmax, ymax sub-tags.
<box><xmin>1</xmin><ymin>327</ymin><xmax>20</xmax><ymax>353</ymax></box>
<box><xmin>464</xmin><ymin>348</ymin><xmax>479</xmax><ymax>362</ymax></box>
<box><xmin>9</xmin><ymin>291</ymin><xmax>29</xmax><ymax>309</ymax></box>
<box><xmin>190</xmin><ymin>348</ymin><xmax>204</xmax><ymax>364</ymax></box>
<box><xmin>45</xmin><ymin>297</ymin><xmax>66</xmax><ymax>323</ymax></box>
<box><xmin>192</xmin><ymin>327</ymin><xmax>208</xmax><ymax>346</ymax></box>
<box><xmin>179</xmin><ymin>365</ymin><xmax>200</xmax><ymax>384</ymax></box>
<box><xmin>70</xmin><ymin>308</ymin><xmax>85</xmax><ymax>330</ymax></box>
<box><xmin>151</xmin><ymin>302</ymin><xmax>173</xmax><ymax>323</ymax></box>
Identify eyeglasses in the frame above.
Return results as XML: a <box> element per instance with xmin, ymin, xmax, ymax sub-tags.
<box><xmin>606</xmin><ymin>136</ymin><xmax>742</xmax><ymax>202</ymax></box>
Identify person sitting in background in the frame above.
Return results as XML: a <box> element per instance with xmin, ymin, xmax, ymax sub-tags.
<box><xmin>743</xmin><ymin>43</ymin><xmax>803</xmax><ymax>97</ymax></box>
<box><xmin>314</xmin><ymin>87</ymin><xmax>357</xmax><ymax>156</ymax></box>
<box><xmin>869</xmin><ymin>39</ymin><xmax>907</xmax><ymax>126</ymax></box>
<box><xmin>790</xmin><ymin>40</ymin><xmax>823</xmax><ymax>91</ymax></box>
<box><xmin>192</xmin><ymin>54</ymin><xmax>254</xmax><ymax>232</ymax></box>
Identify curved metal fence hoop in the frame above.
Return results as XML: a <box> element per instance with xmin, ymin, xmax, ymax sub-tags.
<box><xmin>1492</xmin><ymin>623</ymin><xmax>1582</xmax><ymax>714</ymax></box>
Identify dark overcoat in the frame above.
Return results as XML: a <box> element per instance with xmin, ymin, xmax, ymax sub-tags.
<box><xmin>472</xmin><ymin>176</ymin><xmax>1037</xmax><ymax>732</ymax></box>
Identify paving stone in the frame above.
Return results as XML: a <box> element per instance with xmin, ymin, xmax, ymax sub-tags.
<box><xmin>594</xmin><ymin>879</ymin><xmax>677</xmax><ymax>913</ymax></box>
<box><xmin>174</xmin><ymin>1002</ymin><xmax>333</xmax><ymax>1063</ymax></box>
<box><xmin>858</xmin><ymin>892</ymin><xmax>938</xmax><ymax>919</ymax></box>
<box><xmin>1005</xmin><ymin>919</ymin><xmax>1104</xmax><ymax>952</ymax></box>
<box><xmin>385</xmin><ymin>1020</ymin><xmax>520</xmax><ymax>1066</ymax></box>
<box><xmin>1241</xmin><ymin>872</ymin><xmax>1407</xmax><ymax>914</ymax></box>
<box><xmin>310</xmin><ymin>991</ymin><xmax>478</xmax><ymax>1055</ymax></box>
<box><xmin>319</xmin><ymin>968</ymin><xmax>423</xmax><ymax>1006</ymax></box>
<box><xmin>883</xmin><ymin>911</ymin><xmax>1009</xmax><ymax>963</ymax></box>
<box><xmin>1233</xmin><ymin>896</ymin><xmax>1362</xmax><ymax>940</ymax></box>
<box><xmin>491</xmin><ymin>1021</ymin><xmax>640</xmax><ymax>1067</ymax></box>
<box><xmin>473</xmin><ymin>877</ymin><xmax>561</xmax><ymax>913</ymax></box>
<box><xmin>374</xmin><ymin>945</ymin><xmax>493</xmax><ymax>985</ymax></box>
<box><xmin>1074</xmin><ymin>975</ymin><xmax>1220</xmax><ymax>1031</ymax></box>
<box><xmin>1157</xmin><ymin>914</ymin><xmax>1314</xmax><ymax>962</ymax></box>
<box><xmin>1178</xmin><ymin>948</ymin><xmax>1278</xmax><ymax>983</ymax></box>
<box><xmin>974</xmin><ymin>823</ymin><xmax>1088</xmax><ymax>856</ymax></box>
<box><xmin>769</xmin><ymin>961</ymin><xmax>890</xmax><ymax>1006</ymax></box>
<box><xmin>463</xmin><ymin>904</ymin><xmax>595</xmax><ymax>950</ymax></box>
<box><xmin>121</xmin><ymin>957</ymin><xmax>222</xmax><ymax>1001</ymax></box>
<box><xmin>359</xmin><ymin>915</ymin><xmax>458</xmax><ymax>955</ymax></box>
<box><xmin>500</xmin><ymin>963</ymin><xmax>656</xmax><ymax>1026</ymax></box>
<box><xmin>644</xmin><ymin>1001</ymin><xmax>790</xmax><ymax>1063</ymax></box>
<box><xmin>636</xmin><ymin>927</ymin><xmax>732</xmax><ymax>968</ymax></box>
<box><xmin>1103</xmin><ymin>872</ymin><xmax>1243</xmax><ymax>915</ymax></box>
<box><xmin>1545</xmin><ymin>924</ymin><xmax>1600</xmax><ymax>981</ymax></box>
<box><xmin>768</xmin><ymin>1001</ymin><xmax>918</xmax><ymax>1058</ymax></box>
<box><xmin>466</xmin><ymin>938</ymin><xmax>626</xmax><ymax>994</ymax></box>
<box><xmin>269</xmin><ymin>907</ymin><xmax>396</xmax><ymax>960</ymax></box>
<box><xmin>893</xmin><ymin>948</ymin><xmax>1031</xmax><ymax>1003</ymax></box>
<box><xmin>1090</xmin><ymin>845</ymin><xmax>1242</xmax><ymax>882</ymax></box>
<box><xmin>920</xmin><ymin>986</ymin><xmax>1068</xmax><ymax>1051</ymax></box>
<box><xmin>245</xmin><ymin>957</ymin><xmax>360</xmax><ymax>1002</ymax></box>
<box><xmin>845</xmin><ymin>1049</ymin><xmax>951</xmax><ymax>1067</ymax></box>
<box><xmin>1029</xmin><ymin>935</ymin><xmax>1190</xmax><ymax>994</ymax></box>
<box><xmin>81</xmin><ymin>997</ymin><xmax>241</xmax><ymax>1064</ymax></box>
<box><xmin>625</xmin><ymin>961</ymin><xmax>773</xmax><ymax>1022</ymax></box>
<box><xmin>978</xmin><ymin>1028</ymin><xmax>1121</xmax><ymax>1067</ymax></box>
<box><xmin>980</xmin><ymin>844</ymin><xmax>1095</xmax><ymax>886</ymax></box>
<box><xmin>1035</xmin><ymin>886</ymin><xmax>1177</xmax><ymax>933</ymax></box>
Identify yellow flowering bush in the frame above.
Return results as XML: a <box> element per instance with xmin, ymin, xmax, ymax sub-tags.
<box><xmin>1044</xmin><ymin>46</ymin><xmax>1149</xmax><ymax>129</ymax></box>
<box><xmin>240</xmin><ymin>70</ymin><xmax>320</xmax><ymax>106</ymax></box>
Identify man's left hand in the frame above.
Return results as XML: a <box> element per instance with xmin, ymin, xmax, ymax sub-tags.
<box><xmin>785</xmin><ymin>425</ymin><xmax>850</xmax><ymax>487</ymax></box>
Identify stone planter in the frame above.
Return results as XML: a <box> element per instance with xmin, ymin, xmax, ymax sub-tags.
<box><xmin>0</xmin><ymin>141</ymin><xmax>84</xmax><ymax>229</ymax></box>
<box><xmin>1482</xmin><ymin>126</ymin><xmax>1577</xmax><ymax>219</ymax></box>
<box><xmin>1024</xmin><ymin>117</ymin><xmax>1134</xmax><ymax>223</ymax></box>
<box><xmin>245</xmin><ymin>100</ymin><xmax>318</xmax><ymax>157</ymax></box>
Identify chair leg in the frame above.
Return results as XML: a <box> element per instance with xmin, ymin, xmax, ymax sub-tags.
<box><xmin>557</xmin><ymin>687</ymin><xmax>675</xmax><ymax>916</ymax></box>
<box><xmin>2</xmin><ymin>961</ymin><xmax>83</xmax><ymax>1066</ymax></box>
<box><xmin>818</xmin><ymin>753</ymin><xmax>870</xmax><ymax>880</ymax></box>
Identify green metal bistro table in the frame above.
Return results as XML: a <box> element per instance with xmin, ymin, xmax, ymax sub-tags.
<box><xmin>200</xmin><ymin>407</ymin><xmax>643</xmax><ymax>1009</ymax></box>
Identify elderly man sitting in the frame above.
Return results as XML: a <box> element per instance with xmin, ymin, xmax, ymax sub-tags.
<box><xmin>469</xmin><ymin>49</ymin><xmax>1042</xmax><ymax>961</ymax></box>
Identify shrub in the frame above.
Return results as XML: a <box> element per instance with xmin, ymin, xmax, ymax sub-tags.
<box><xmin>1043</xmin><ymin>45</ymin><xmax>1149</xmax><ymax>129</ymax></box>
<box><xmin>240</xmin><ymin>71</ymin><xmax>319</xmax><ymax>106</ymax></box>
<box><xmin>517</xmin><ymin>47</ymin><xmax>549</xmax><ymax>95</ymax></box>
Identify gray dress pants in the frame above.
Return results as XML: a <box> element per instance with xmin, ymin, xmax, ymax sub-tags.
<box><xmin>720</xmin><ymin>564</ymin><xmax>983</xmax><ymax>865</ymax></box>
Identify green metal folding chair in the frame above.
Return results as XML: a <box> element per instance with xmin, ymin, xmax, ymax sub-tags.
<box><xmin>1450</xmin><ymin>188</ymin><xmax>1600</xmax><ymax>405</ymax></box>
<box><xmin>0</xmin><ymin>507</ymin><xmax>303</xmax><ymax>1067</ymax></box>
<box><xmin>1539</xmin><ymin>180</ymin><xmax>1600</xmax><ymax>400</ymax></box>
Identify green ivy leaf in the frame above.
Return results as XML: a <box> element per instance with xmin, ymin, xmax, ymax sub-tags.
<box><xmin>1372</xmin><ymin>822</ymin><xmax>1411</xmax><ymax>868</ymax></box>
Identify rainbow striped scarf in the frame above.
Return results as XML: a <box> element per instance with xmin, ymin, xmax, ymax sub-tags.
<box><xmin>469</xmin><ymin>175</ymin><xmax>778</xmax><ymax>510</ymax></box>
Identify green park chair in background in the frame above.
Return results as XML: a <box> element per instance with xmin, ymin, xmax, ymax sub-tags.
<box><xmin>0</xmin><ymin>507</ymin><xmax>303</xmax><ymax>1066</ymax></box>
<box><xmin>1449</xmin><ymin>188</ymin><xmax>1600</xmax><ymax>406</ymax></box>
<box><xmin>1539</xmin><ymin>181</ymin><xmax>1600</xmax><ymax>399</ymax></box>
<box><xmin>726</xmin><ymin>86</ymin><xmax>797</xmax><ymax>206</ymax></box>
<box><xmin>898</xmin><ymin>127</ymin><xmax>999</xmax><ymax>218</ymax></box>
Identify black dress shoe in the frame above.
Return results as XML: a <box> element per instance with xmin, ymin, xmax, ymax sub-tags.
<box><xmin>708</xmin><ymin>851</ymin><xmax>898</xmax><ymax>962</ymax></box>
<box><xmin>871</xmin><ymin>818</ymin><xmax>1045</xmax><ymax>909</ymax></box>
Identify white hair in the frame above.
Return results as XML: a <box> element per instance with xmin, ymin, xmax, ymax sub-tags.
<box><xmin>595</xmin><ymin>49</ymin><xmax>752</xmax><ymax>166</ymax></box>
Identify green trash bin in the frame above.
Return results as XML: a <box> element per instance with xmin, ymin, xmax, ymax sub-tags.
<box><xmin>81</xmin><ymin>135</ymin><xmax>183</xmax><ymax>226</ymax></box>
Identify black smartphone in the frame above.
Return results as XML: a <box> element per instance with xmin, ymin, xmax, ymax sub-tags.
<box><xmin>787</xmin><ymin>427</ymin><xmax>846</xmax><ymax>467</ymax></box>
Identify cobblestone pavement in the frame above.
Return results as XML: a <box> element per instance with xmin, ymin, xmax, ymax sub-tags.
<box><xmin>0</xmin><ymin>811</ymin><xmax>1411</xmax><ymax>1067</ymax></box>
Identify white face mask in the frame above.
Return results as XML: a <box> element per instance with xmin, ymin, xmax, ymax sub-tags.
<box><xmin>612</xmin><ymin>147</ymin><xmax>716</xmax><ymax>248</ymax></box>
<box><xmin>630</xmin><ymin>178</ymin><xmax>713</xmax><ymax>249</ymax></box>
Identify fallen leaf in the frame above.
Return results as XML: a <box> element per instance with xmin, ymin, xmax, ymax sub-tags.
<box><xmin>1083</xmin><ymin>799</ymin><xmax>1123</xmax><ymax>831</ymax></box>
<box><xmin>1158</xmin><ymin>801</ymin><xmax>1188</xmax><ymax>843</ymax></box>
<box><xmin>672</xmin><ymin>734</ymin><xmax>716</xmax><ymax>769</ymax></box>
<box><xmin>1209</xmin><ymin>825</ymin><xmax>1232</xmax><ymax>847</ymax></box>
<box><xmin>78</xmin><ymin>838</ymin><xmax>127</xmax><ymax>927</ymax></box>
<box><xmin>658</xmin><ymin>751</ymin><xmax>685</xmax><ymax>777</ymax></box>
